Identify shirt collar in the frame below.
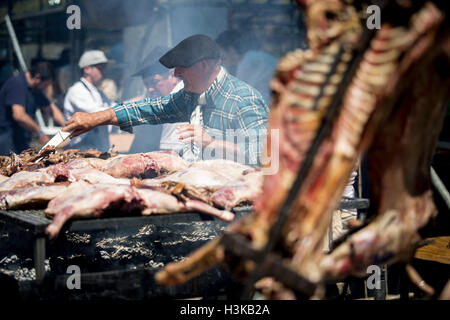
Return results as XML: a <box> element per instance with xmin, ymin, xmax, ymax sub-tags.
<box><xmin>204</xmin><ymin>66</ymin><xmax>227</xmax><ymax>102</ymax></box>
<box><xmin>183</xmin><ymin>66</ymin><xmax>227</xmax><ymax>106</ymax></box>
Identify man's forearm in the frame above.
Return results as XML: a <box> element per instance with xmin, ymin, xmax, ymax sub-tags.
<box><xmin>62</xmin><ymin>108</ymin><xmax>119</xmax><ymax>137</ymax></box>
<box><xmin>12</xmin><ymin>105</ymin><xmax>41</xmax><ymax>134</ymax></box>
<box><xmin>15</xmin><ymin>116</ymin><xmax>41</xmax><ymax>134</ymax></box>
<box><xmin>98</xmin><ymin>108</ymin><xmax>118</xmax><ymax>126</ymax></box>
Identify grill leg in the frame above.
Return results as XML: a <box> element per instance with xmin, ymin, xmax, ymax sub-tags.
<box><xmin>33</xmin><ymin>236</ymin><xmax>46</xmax><ymax>282</ymax></box>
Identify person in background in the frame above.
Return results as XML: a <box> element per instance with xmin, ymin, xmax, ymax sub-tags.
<box><xmin>128</xmin><ymin>46</ymin><xmax>186</xmax><ymax>154</ymax></box>
<box><xmin>64</xmin><ymin>50</ymin><xmax>114</xmax><ymax>151</ymax></box>
<box><xmin>0</xmin><ymin>61</ymin><xmax>64</xmax><ymax>155</ymax></box>
<box><xmin>216</xmin><ymin>30</ymin><xmax>278</xmax><ymax>105</ymax></box>
<box><xmin>62</xmin><ymin>35</ymin><xmax>268</xmax><ymax>166</ymax></box>
<box><xmin>53</xmin><ymin>48</ymin><xmax>72</xmax><ymax>112</ymax></box>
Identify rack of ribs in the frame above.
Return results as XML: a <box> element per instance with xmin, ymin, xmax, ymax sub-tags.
<box><xmin>155</xmin><ymin>0</ymin><xmax>450</xmax><ymax>298</ymax></box>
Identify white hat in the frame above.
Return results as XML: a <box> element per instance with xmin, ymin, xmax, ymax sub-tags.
<box><xmin>78</xmin><ymin>50</ymin><xmax>109</xmax><ymax>68</ymax></box>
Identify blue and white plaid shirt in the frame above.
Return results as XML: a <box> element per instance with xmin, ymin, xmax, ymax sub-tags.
<box><xmin>112</xmin><ymin>67</ymin><xmax>268</xmax><ymax>166</ymax></box>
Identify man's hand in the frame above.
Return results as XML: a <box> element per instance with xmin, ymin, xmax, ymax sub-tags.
<box><xmin>63</xmin><ymin>109</ymin><xmax>118</xmax><ymax>138</ymax></box>
<box><xmin>176</xmin><ymin>124</ymin><xmax>214</xmax><ymax>147</ymax></box>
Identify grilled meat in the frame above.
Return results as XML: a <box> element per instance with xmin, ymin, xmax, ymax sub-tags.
<box><xmin>0</xmin><ymin>147</ymin><xmax>118</xmax><ymax>177</ymax></box>
<box><xmin>45</xmin><ymin>182</ymin><xmax>234</xmax><ymax>239</ymax></box>
<box><xmin>0</xmin><ymin>184</ymin><xmax>69</xmax><ymax>210</ymax></box>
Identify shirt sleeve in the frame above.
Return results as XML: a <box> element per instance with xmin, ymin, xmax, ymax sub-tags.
<box><xmin>64</xmin><ymin>86</ymin><xmax>103</xmax><ymax>115</ymax></box>
<box><xmin>4</xmin><ymin>81</ymin><xmax>27</xmax><ymax>108</ymax></box>
<box><xmin>234</xmin><ymin>92</ymin><xmax>269</xmax><ymax>167</ymax></box>
<box><xmin>34</xmin><ymin>91</ymin><xmax>50</xmax><ymax>109</ymax></box>
<box><xmin>111</xmin><ymin>90</ymin><xmax>189</xmax><ymax>133</ymax></box>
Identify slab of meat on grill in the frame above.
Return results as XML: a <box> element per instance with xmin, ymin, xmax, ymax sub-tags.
<box><xmin>0</xmin><ymin>170</ymin><xmax>56</xmax><ymax>192</ymax></box>
<box><xmin>62</xmin><ymin>158</ymin><xmax>108</xmax><ymax>170</ymax></box>
<box><xmin>44</xmin><ymin>181</ymin><xmax>104</xmax><ymax>215</ymax></box>
<box><xmin>135</xmin><ymin>187</ymin><xmax>234</xmax><ymax>221</ymax></box>
<box><xmin>100</xmin><ymin>154</ymin><xmax>160</xmax><ymax>178</ymax></box>
<box><xmin>155</xmin><ymin>0</ymin><xmax>450</xmax><ymax>297</ymax></box>
<box><xmin>143</xmin><ymin>151</ymin><xmax>189</xmax><ymax>174</ymax></box>
<box><xmin>0</xmin><ymin>165</ymin><xmax>130</xmax><ymax>192</ymax></box>
<box><xmin>0</xmin><ymin>174</ymin><xmax>9</xmax><ymax>184</ymax></box>
<box><xmin>98</xmin><ymin>152</ymin><xmax>187</xmax><ymax>179</ymax></box>
<box><xmin>136</xmin><ymin>159</ymin><xmax>258</xmax><ymax>204</ymax></box>
<box><xmin>0</xmin><ymin>151</ymin><xmax>188</xmax><ymax>192</ymax></box>
<box><xmin>137</xmin><ymin>165</ymin><xmax>246</xmax><ymax>205</ymax></box>
<box><xmin>45</xmin><ymin>183</ymin><xmax>137</xmax><ymax>238</ymax></box>
<box><xmin>63</xmin><ymin>151</ymin><xmax>188</xmax><ymax>179</ymax></box>
<box><xmin>0</xmin><ymin>184</ymin><xmax>69</xmax><ymax>210</ymax></box>
<box><xmin>211</xmin><ymin>170</ymin><xmax>264</xmax><ymax>210</ymax></box>
<box><xmin>45</xmin><ymin>182</ymin><xmax>234</xmax><ymax>239</ymax></box>
<box><xmin>188</xmin><ymin>159</ymin><xmax>257</xmax><ymax>178</ymax></box>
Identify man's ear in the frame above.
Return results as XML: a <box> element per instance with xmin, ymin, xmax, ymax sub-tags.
<box><xmin>199</xmin><ymin>60</ymin><xmax>209</xmax><ymax>71</ymax></box>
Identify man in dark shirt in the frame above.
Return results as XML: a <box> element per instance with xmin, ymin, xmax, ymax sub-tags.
<box><xmin>0</xmin><ymin>62</ymin><xmax>64</xmax><ymax>155</ymax></box>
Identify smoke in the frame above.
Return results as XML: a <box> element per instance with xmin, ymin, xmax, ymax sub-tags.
<box><xmin>120</xmin><ymin>2</ymin><xmax>228</xmax><ymax>101</ymax></box>
<box><xmin>73</xmin><ymin>1</ymin><xmax>306</xmax><ymax>153</ymax></box>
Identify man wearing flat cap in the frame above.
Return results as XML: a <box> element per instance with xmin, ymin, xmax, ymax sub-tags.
<box><xmin>63</xmin><ymin>35</ymin><xmax>268</xmax><ymax>165</ymax></box>
<box><xmin>128</xmin><ymin>46</ymin><xmax>186</xmax><ymax>154</ymax></box>
<box><xmin>64</xmin><ymin>50</ymin><xmax>113</xmax><ymax>151</ymax></box>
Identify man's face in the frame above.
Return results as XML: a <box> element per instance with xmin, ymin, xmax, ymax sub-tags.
<box><xmin>85</xmin><ymin>63</ymin><xmax>106</xmax><ymax>85</ymax></box>
<box><xmin>30</xmin><ymin>74</ymin><xmax>51</xmax><ymax>91</ymax></box>
<box><xmin>174</xmin><ymin>61</ymin><xmax>205</xmax><ymax>93</ymax></box>
<box><xmin>143</xmin><ymin>70</ymin><xmax>178</xmax><ymax>97</ymax></box>
<box><xmin>35</xmin><ymin>79</ymin><xmax>52</xmax><ymax>91</ymax></box>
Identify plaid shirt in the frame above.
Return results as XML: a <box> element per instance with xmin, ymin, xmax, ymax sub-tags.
<box><xmin>113</xmin><ymin>68</ymin><xmax>268</xmax><ymax>166</ymax></box>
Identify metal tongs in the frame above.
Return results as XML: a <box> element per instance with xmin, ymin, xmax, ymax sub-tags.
<box><xmin>34</xmin><ymin>130</ymin><xmax>73</xmax><ymax>163</ymax></box>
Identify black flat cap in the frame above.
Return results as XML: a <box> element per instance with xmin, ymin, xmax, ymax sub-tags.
<box><xmin>132</xmin><ymin>46</ymin><xmax>170</xmax><ymax>77</ymax></box>
<box><xmin>159</xmin><ymin>34</ymin><xmax>221</xmax><ymax>68</ymax></box>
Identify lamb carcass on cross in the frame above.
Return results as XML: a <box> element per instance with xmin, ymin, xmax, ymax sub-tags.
<box><xmin>155</xmin><ymin>0</ymin><xmax>450</xmax><ymax>299</ymax></box>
